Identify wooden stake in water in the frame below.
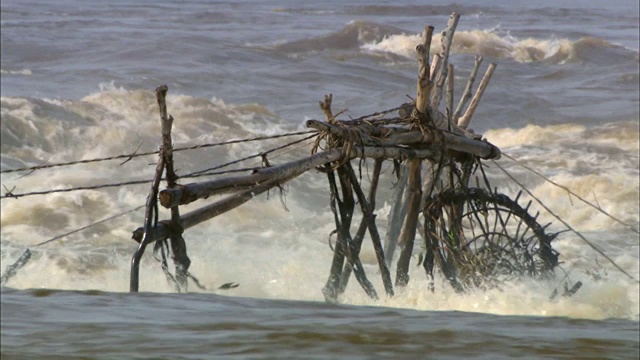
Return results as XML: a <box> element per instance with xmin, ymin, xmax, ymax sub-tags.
<box><xmin>0</xmin><ymin>249</ymin><xmax>32</xmax><ymax>287</ymax></box>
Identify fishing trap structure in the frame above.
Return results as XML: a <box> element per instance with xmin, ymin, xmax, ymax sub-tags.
<box><xmin>13</xmin><ymin>13</ymin><xmax>634</xmax><ymax>299</ymax></box>
<box><xmin>126</xmin><ymin>13</ymin><xmax>563</xmax><ymax>301</ymax></box>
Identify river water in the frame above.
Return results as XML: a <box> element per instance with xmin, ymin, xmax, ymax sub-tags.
<box><xmin>1</xmin><ymin>0</ymin><xmax>639</xmax><ymax>359</ymax></box>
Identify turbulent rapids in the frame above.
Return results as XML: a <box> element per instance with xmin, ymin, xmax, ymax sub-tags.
<box><xmin>11</xmin><ymin>12</ymin><xmax>638</xmax><ymax>302</ymax></box>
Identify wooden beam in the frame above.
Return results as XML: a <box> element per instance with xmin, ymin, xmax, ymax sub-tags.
<box><xmin>159</xmin><ymin>145</ymin><xmax>436</xmax><ymax>209</ymax></box>
<box><xmin>306</xmin><ymin>120</ymin><xmax>501</xmax><ymax>159</ymax></box>
<box><xmin>136</xmin><ymin>146</ymin><xmax>435</xmax><ymax>244</ymax></box>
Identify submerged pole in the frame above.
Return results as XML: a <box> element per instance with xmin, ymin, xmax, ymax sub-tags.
<box><xmin>130</xmin><ymin>153</ymin><xmax>165</xmax><ymax>292</ymax></box>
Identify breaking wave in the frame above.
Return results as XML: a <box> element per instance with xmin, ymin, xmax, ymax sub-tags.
<box><xmin>272</xmin><ymin>20</ymin><xmax>407</xmax><ymax>53</ymax></box>
<box><xmin>0</xmin><ymin>68</ymin><xmax>32</xmax><ymax>75</ymax></box>
<box><xmin>267</xmin><ymin>20</ymin><xmax>638</xmax><ymax>65</ymax></box>
<box><xmin>363</xmin><ymin>29</ymin><xmax>639</xmax><ymax>64</ymax></box>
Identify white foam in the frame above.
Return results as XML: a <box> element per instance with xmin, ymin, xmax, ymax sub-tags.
<box><xmin>1</xmin><ymin>92</ymin><xmax>638</xmax><ymax>321</ymax></box>
<box><xmin>362</xmin><ymin>29</ymin><xmax>579</xmax><ymax>63</ymax></box>
<box><xmin>0</xmin><ymin>68</ymin><xmax>32</xmax><ymax>75</ymax></box>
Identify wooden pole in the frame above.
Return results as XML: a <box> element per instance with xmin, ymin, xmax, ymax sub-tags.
<box><xmin>429</xmin><ymin>54</ymin><xmax>441</xmax><ymax>83</ymax></box>
<box><xmin>323</xmin><ymin>164</ymin><xmax>373</xmax><ymax>302</ymax></box>
<box><xmin>133</xmin><ymin>146</ymin><xmax>436</xmax><ymax>245</ymax></box>
<box><xmin>394</xmin><ymin>159</ymin><xmax>423</xmax><ymax>287</ymax></box>
<box><xmin>383</xmin><ymin>163</ymin><xmax>409</xmax><ymax>267</ymax></box>
<box><xmin>345</xmin><ymin>162</ymin><xmax>394</xmax><ymax>297</ymax></box>
<box><xmin>159</xmin><ymin>143</ymin><xmax>443</xmax><ymax>208</ymax></box>
<box><xmin>453</xmin><ymin>55</ymin><xmax>483</xmax><ymax>123</ymax></box>
<box><xmin>323</xmin><ymin>168</ymin><xmax>347</xmax><ymax>301</ymax></box>
<box><xmin>446</xmin><ymin>64</ymin><xmax>455</xmax><ymax>125</ymax></box>
<box><xmin>306</xmin><ymin>120</ymin><xmax>500</xmax><ymax>159</ymax></box>
<box><xmin>339</xmin><ymin>159</ymin><xmax>383</xmax><ymax>294</ymax></box>
<box><xmin>156</xmin><ymin>85</ymin><xmax>191</xmax><ymax>290</ymax></box>
<box><xmin>430</xmin><ymin>13</ymin><xmax>460</xmax><ymax>110</ymax></box>
<box><xmin>457</xmin><ymin>63</ymin><xmax>496</xmax><ymax>130</ymax></box>
<box><xmin>319</xmin><ymin>94</ymin><xmax>335</xmax><ymax>123</ymax></box>
<box><xmin>159</xmin><ymin>147</ymin><xmax>350</xmax><ymax>208</ymax></box>
<box><xmin>414</xmin><ymin>26</ymin><xmax>434</xmax><ymax>115</ymax></box>
<box><xmin>130</xmin><ymin>151</ymin><xmax>165</xmax><ymax>292</ymax></box>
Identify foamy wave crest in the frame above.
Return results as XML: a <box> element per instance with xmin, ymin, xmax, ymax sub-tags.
<box><xmin>484</xmin><ymin>121</ymin><xmax>639</xmax><ymax>231</ymax></box>
<box><xmin>1</xmin><ymin>85</ymin><xmax>297</xmax><ymax>261</ymax></box>
<box><xmin>362</xmin><ymin>30</ymin><xmax>635</xmax><ymax>64</ymax></box>
<box><xmin>0</xmin><ymin>68</ymin><xmax>32</xmax><ymax>75</ymax></box>
<box><xmin>1</xmin><ymin>85</ymin><xmax>288</xmax><ymax>171</ymax></box>
<box><xmin>485</xmin><ymin>121</ymin><xmax>639</xmax><ymax>153</ymax></box>
<box><xmin>0</xmin><ymin>85</ymin><xmax>313</xmax><ymax>294</ymax></box>
<box><xmin>272</xmin><ymin>20</ymin><xmax>406</xmax><ymax>53</ymax></box>
<box><xmin>348</xmin><ymin>274</ymin><xmax>639</xmax><ymax>320</ymax></box>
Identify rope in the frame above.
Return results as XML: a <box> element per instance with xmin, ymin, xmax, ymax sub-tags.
<box><xmin>502</xmin><ymin>152</ymin><xmax>639</xmax><ymax>235</ymax></box>
<box><xmin>0</xmin><ymin>130</ymin><xmax>317</xmax><ymax>174</ymax></box>
<box><xmin>35</xmin><ymin>205</ymin><xmax>146</xmax><ymax>246</ymax></box>
<box><xmin>0</xmin><ymin>133</ymin><xmax>319</xmax><ymax>199</ymax></box>
<box><xmin>1</xmin><ymin>204</ymin><xmax>147</xmax><ymax>286</ymax></box>
<box><xmin>339</xmin><ymin>105</ymin><xmax>405</xmax><ymax>125</ymax></box>
<box><xmin>186</xmin><ymin>133</ymin><xmax>318</xmax><ymax>177</ymax></box>
<box><xmin>491</xmin><ymin>159</ymin><xmax>639</xmax><ymax>283</ymax></box>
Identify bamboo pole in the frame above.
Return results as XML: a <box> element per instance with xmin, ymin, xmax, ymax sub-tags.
<box><xmin>457</xmin><ymin>63</ymin><xmax>496</xmax><ymax>130</ymax></box>
<box><xmin>420</xmin><ymin>160</ymin><xmax>441</xmax><ymax>208</ymax></box>
<box><xmin>134</xmin><ymin>171</ymin><xmax>302</xmax><ymax>244</ymax></box>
